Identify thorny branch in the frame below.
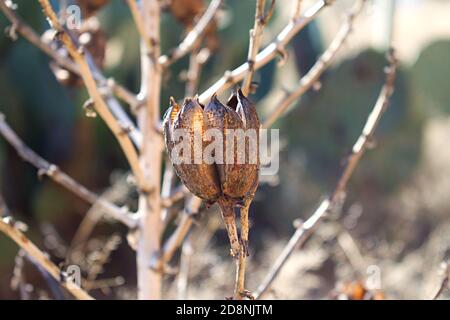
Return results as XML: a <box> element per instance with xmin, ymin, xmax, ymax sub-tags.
<box><xmin>0</xmin><ymin>216</ymin><xmax>93</xmax><ymax>300</ymax></box>
<box><xmin>263</xmin><ymin>0</ymin><xmax>366</xmax><ymax>128</ymax></box>
<box><xmin>0</xmin><ymin>114</ymin><xmax>138</xmax><ymax>229</ymax></box>
<box><xmin>254</xmin><ymin>49</ymin><xmax>398</xmax><ymax>299</ymax></box>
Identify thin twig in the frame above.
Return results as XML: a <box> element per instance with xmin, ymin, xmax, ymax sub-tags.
<box><xmin>254</xmin><ymin>49</ymin><xmax>398</xmax><ymax>299</ymax></box>
<box><xmin>159</xmin><ymin>0</ymin><xmax>223</xmax><ymax>67</ymax></box>
<box><xmin>177</xmin><ymin>234</ymin><xmax>193</xmax><ymax>300</ymax></box>
<box><xmin>161</xmin><ymin>185</ymin><xmax>190</xmax><ymax>209</ymax></box>
<box><xmin>0</xmin><ymin>114</ymin><xmax>137</xmax><ymax>229</ymax></box>
<box><xmin>37</xmin><ymin>0</ymin><xmax>148</xmax><ymax>192</ymax></box>
<box><xmin>0</xmin><ymin>217</ymin><xmax>93</xmax><ymax>300</ymax></box>
<box><xmin>155</xmin><ymin>196</ymin><xmax>202</xmax><ymax>267</ymax></box>
<box><xmin>185</xmin><ymin>47</ymin><xmax>211</xmax><ymax>97</ymax></box>
<box><xmin>242</xmin><ymin>0</ymin><xmax>275</xmax><ymax>96</ymax></box>
<box><xmin>263</xmin><ymin>0</ymin><xmax>366</xmax><ymax>128</ymax></box>
<box><xmin>198</xmin><ymin>0</ymin><xmax>331</xmax><ymax>104</ymax></box>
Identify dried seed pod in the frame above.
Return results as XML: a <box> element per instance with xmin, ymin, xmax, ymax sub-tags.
<box><xmin>226</xmin><ymin>89</ymin><xmax>261</xmax><ymax>200</ymax></box>
<box><xmin>163</xmin><ymin>98</ymin><xmax>221</xmax><ymax>201</ymax></box>
<box><xmin>163</xmin><ymin>91</ymin><xmax>261</xmax><ymax>259</ymax></box>
<box><xmin>205</xmin><ymin>95</ymin><xmax>255</xmax><ymax>201</ymax></box>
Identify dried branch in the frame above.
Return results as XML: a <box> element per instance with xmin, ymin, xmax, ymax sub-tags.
<box><xmin>242</xmin><ymin>0</ymin><xmax>275</xmax><ymax>96</ymax></box>
<box><xmin>155</xmin><ymin>196</ymin><xmax>202</xmax><ymax>268</ymax></box>
<box><xmin>84</xmin><ymin>234</ymin><xmax>122</xmax><ymax>290</ymax></box>
<box><xmin>198</xmin><ymin>0</ymin><xmax>331</xmax><ymax>104</ymax></box>
<box><xmin>161</xmin><ymin>185</ymin><xmax>190</xmax><ymax>208</ymax></box>
<box><xmin>159</xmin><ymin>0</ymin><xmax>223</xmax><ymax>67</ymax></box>
<box><xmin>37</xmin><ymin>0</ymin><xmax>148</xmax><ymax>192</ymax></box>
<box><xmin>126</xmin><ymin>0</ymin><xmax>153</xmax><ymax>52</ymax></box>
<box><xmin>0</xmin><ymin>0</ymin><xmax>140</xmax><ymax>113</ymax></box>
<box><xmin>263</xmin><ymin>0</ymin><xmax>366</xmax><ymax>128</ymax></box>
<box><xmin>136</xmin><ymin>0</ymin><xmax>164</xmax><ymax>300</ymax></box>
<box><xmin>0</xmin><ymin>115</ymin><xmax>137</xmax><ymax>229</ymax></box>
<box><xmin>432</xmin><ymin>260</ymin><xmax>450</xmax><ymax>300</ymax></box>
<box><xmin>254</xmin><ymin>49</ymin><xmax>398</xmax><ymax>299</ymax></box>
<box><xmin>185</xmin><ymin>47</ymin><xmax>211</xmax><ymax>97</ymax></box>
<box><xmin>177</xmin><ymin>234</ymin><xmax>193</xmax><ymax>299</ymax></box>
<box><xmin>0</xmin><ymin>217</ymin><xmax>93</xmax><ymax>300</ymax></box>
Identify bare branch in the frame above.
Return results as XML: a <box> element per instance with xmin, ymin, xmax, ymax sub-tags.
<box><xmin>198</xmin><ymin>0</ymin><xmax>331</xmax><ymax>104</ymax></box>
<box><xmin>161</xmin><ymin>185</ymin><xmax>190</xmax><ymax>208</ymax></box>
<box><xmin>126</xmin><ymin>0</ymin><xmax>154</xmax><ymax>52</ymax></box>
<box><xmin>37</xmin><ymin>0</ymin><xmax>148</xmax><ymax>192</ymax></box>
<box><xmin>254</xmin><ymin>49</ymin><xmax>398</xmax><ymax>299</ymax></box>
<box><xmin>136</xmin><ymin>0</ymin><xmax>164</xmax><ymax>300</ymax></box>
<box><xmin>177</xmin><ymin>234</ymin><xmax>193</xmax><ymax>299</ymax></box>
<box><xmin>0</xmin><ymin>114</ymin><xmax>138</xmax><ymax>229</ymax></box>
<box><xmin>263</xmin><ymin>0</ymin><xmax>366</xmax><ymax>128</ymax></box>
<box><xmin>0</xmin><ymin>217</ymin><xmax>93</xmax><ymax>300</ymax></box>
<box><xmin>185</xmin><ymin>47</ymin><xmax>211</xmax><ymax>97</ymax></box>
<box><xmin>155</xmin><ymin>196</ymin><xmax>202</xmax><ymax>268</ymax></box>
<box><xmin>159</xmin><ymin>0</ymin><xmax>223</xmax><ymax>67</ymax></box>
<box><xmin>0</xmin><ymin>0</ymin><xmax>140</xmax><ymax>114</ymax></box>
<box><xmin>242</xmin><ymin>0</ymin><xmax>275</xmax><ymax>96</ymax></box>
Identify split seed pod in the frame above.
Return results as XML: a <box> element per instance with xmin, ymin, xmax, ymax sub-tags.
<box><xmin>163</xmin><ymin>90</ymin><xmax>260</xmax><ymax>206</ymax></box>
<box><xmin>163</xmin><ymin>90</ymin><xmax>260</xmax><ymax>258</ymax></box>
<box><xmin>204</xmin><ymin>92</ymin><xmax>259</xmax><ymax>202</ymax></box>
<box><xmin>164</xmin><ymin>98</ymin><xmax>221</xmax><ymax>202</ymax></box>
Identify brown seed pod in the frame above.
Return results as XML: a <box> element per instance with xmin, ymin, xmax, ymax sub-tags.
<box><xmin>163</xmin><ymin>98</ymin><xmax>221</xmax><ymax>202</ymax></box>
<box><xmin>163</xmin><ymin>91</ymin><xmax>260</xmax><ymax>259</ymax></box>
<box><xmin>226</xmin><ymin>89</ymin><xmax>261</xmax><ymax>200</ymax></box>
<box><xmin>205</xmin><ymin>94</ymin><xmax>257</xmax><ymax>201</ymax></box>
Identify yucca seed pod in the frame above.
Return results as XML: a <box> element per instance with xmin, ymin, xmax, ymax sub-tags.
<box><xmin>163</xmin><ymin>98</ymin><xmax>221</xmax><ymax>202</ymax></box>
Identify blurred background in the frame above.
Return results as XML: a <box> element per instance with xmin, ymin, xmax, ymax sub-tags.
<box><xmin>1</xmin><ymin>0</ymin><xmax>450</xmax><ymax>299</ymax></box>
